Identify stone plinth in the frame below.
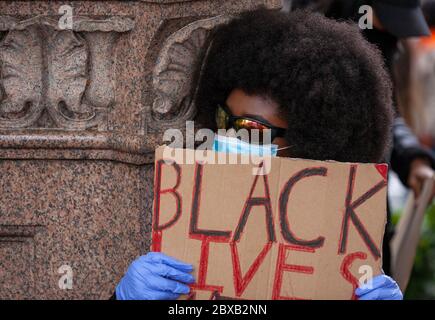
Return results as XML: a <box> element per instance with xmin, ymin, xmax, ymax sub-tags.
<box><xmin>0</xmin><ymin>0</ymin><xmax>282</xmax><ymax>299</ymax></box>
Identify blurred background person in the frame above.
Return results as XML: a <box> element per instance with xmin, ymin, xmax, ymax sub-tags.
<box><xmin>402</xmin><ymin>0</ymin><xmax>435</xmax><ymax>152</ymax></box>
<box><xmin>286</xmin><ymin>0</ymin><xmax>435</xmax><ymax>279</ymax></box>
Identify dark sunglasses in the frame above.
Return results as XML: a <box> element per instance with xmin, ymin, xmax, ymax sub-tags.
<box><xmin>215</xmin><ymin>103</ymin><xmax>287</xmax><ymax>143</ymax></box>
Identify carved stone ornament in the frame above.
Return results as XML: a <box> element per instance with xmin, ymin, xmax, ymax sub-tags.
<box><xmin>0</xmin><ymin>0</ymin><xmax>282</xmax><ymax>165</ymax></box>
<box><xmin>0</xmin><ymin>15</ymin><xmax>135</xmax><ymax>130</ymax></box>
<box><xmin>151</xmin><ymin>15</ymin><xmax>231</xmax><ymax>127</ymax></box>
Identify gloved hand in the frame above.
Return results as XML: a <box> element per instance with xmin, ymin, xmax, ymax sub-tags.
<box><xmin>116</xmin><ymin>252</ymin><xmax>195</xmax><ymax>300</ymax></box>
<box><xmin>355</xmin><ymin>274</ymin><xmax>403</xmax><ymax>300</ymax></box>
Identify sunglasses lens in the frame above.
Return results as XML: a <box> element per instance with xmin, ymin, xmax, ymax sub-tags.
<box><xmin>215</xmin><ymin>104</ymin><xmax>278</xmax><ymax>144</ymax></box>
<box><xmin>233</xmin><ymin>119</ymin><xmax>271</xmax><ymax>144</ymax></box>
<box><xmin>216</xmin><ymin>105</ymin><xmax>229</xmax><ymax>129</ymax></box>
<box><xmin>233</xmin><ymin>118</ymin><xmax>268</xmax><ymax>131</ymax></box>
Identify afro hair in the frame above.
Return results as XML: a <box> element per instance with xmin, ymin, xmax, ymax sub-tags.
<box><xmin>194</xmin><ymin>8</ymin><xmax>393</xmax><ymax>163</ymax></box>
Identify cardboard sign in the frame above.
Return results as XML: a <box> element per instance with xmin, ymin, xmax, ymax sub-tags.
<box><xmin>151</xmin><ymin>146</ymin><xmax>387</xmax><ymax>300</ymax></box>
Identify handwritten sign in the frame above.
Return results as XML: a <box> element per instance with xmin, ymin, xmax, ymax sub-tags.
<box><xmin>151</xmin><ymin>146</ymin><xmax>387</xmax><ymax>300</ymax></box>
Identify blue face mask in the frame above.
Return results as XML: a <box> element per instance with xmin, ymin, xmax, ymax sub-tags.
<box><xmin>212</xmin><ymin>134</ymin><xmax>278</xmax><ymax>157</ymax></box>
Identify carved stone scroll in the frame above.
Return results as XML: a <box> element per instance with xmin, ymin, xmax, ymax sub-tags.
<box><xmin>151</xmin><ymin>15</ymin><xmax>231</xmax><ymax>126</ymax></box>
<box><xmin>0</xmin><ymin>25</ymin><xmax>44</xmax><ymax>128</ymax></box>
<box><xmin>0</xmin><ymin>15</ymin><xmax>135</xmax><ymax>130</ymax></box>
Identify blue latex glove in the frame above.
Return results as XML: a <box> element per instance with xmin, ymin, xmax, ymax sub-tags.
<box><xmin>116</xmin><ymin>252</ymin><xmax>195</xmax><ymax>300</ymax></box>
<box><xmin>355</xmin><ymin>274</ymin><xmax>403</xmax><ymax>300</ymax></box>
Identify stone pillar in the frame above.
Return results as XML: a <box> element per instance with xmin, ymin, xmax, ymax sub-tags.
<box><xmin>0</xmin><ymin>0</ymin><xmax>282</xmax><ymax>299</ymax></box>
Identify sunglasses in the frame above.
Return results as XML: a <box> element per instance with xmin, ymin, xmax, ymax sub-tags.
<box><xmin>215</xmin><ymin>103</ymin><xmax>287</xmax><ymax>143</ymax></box>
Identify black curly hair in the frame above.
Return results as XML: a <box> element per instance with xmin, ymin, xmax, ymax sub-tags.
<box><xmin>194</xmin><ymin>8</ymin><xmax>393</xmax><ymax>163</ymax></box>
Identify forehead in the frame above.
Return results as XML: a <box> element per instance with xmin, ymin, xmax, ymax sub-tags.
<box><xmin>225</xmin><ymin>89</ymin><xmax>281</xmax><ymax>117</ymax></box>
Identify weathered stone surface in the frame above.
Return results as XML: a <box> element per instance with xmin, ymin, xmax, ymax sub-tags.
<box><xmin>0</xmin><ymin>0</ymin><xmax>282</xmax><ymax>299</ymax></box>
<box><xmin>0</xmin><ymin>160</ymin><xmax>153</xmax><ymax>299</ymax></box>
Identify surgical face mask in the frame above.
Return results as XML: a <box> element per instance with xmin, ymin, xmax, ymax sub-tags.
<box><xmin>212</xmin><ymin>134</ymin><xmax>278</xmax><ymax>157</ymax></box>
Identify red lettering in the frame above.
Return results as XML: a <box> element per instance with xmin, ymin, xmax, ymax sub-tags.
<box><xmin>338</xmin><ymin>165</ymin><xmax>386</xmax><ymax>259</ymax></box>
<box><xmin>189</xmin><ymin>234</ymin><xmax>228</xmax><ymax>294</ymax></box>
<box><xmin>272</xmin><ymin>243</ymin><xmax>315</xmax><ymax>300</ymax></box>
<box><xmin>152</xmin><ymin>159</ymin><xmax>182</xmax><ymax>251</ymax></box>
<box><xmin>279</xmin><ymin>167</ymin><xmax>327</xmax><ymax>248</ymax></box>
<box><xmin>230</xmin><ymin>241</ymin><xmax>273</xmax><ymax>296</ymax></box>
<box><xmin>233</xmin><ymin>162</ymin><xmax>276</xmax><ymax>242</ymax></box>
<box><xmin>190</xmin><ymin>162</ymin><xmax>232</xmax><ymax>238</ymax></box>
<box><xmin>340</xmin><ymin>252</ymin><xmax>368</xmax><ymax>300</ymax></box>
